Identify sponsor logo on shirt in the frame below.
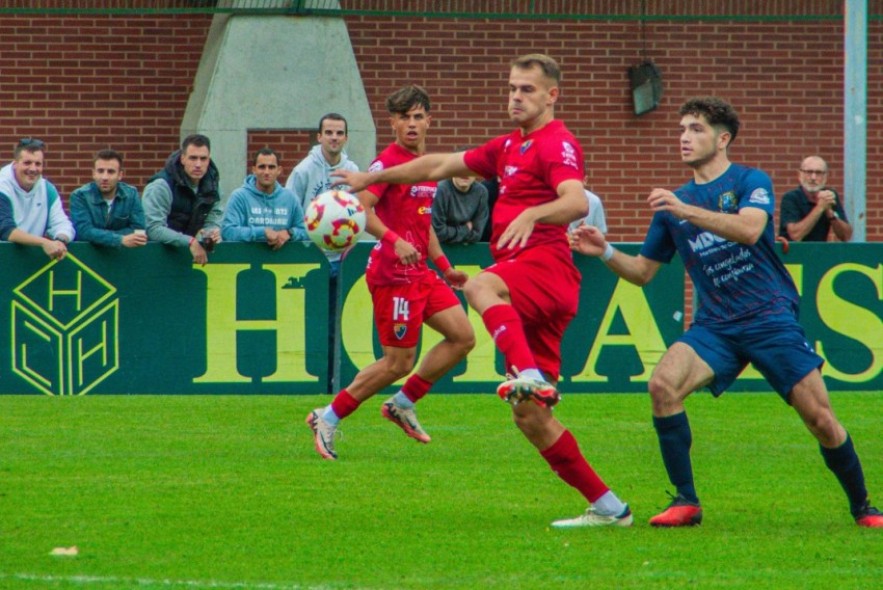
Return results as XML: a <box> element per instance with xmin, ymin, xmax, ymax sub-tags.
<box><xmin>748</xmin><ymin>188</ymin><xmax>771</xmax><ymax>206</ymax></box>
<box><xmin>417</xmin><ymin>206</ymin><xmax>432</xmax><ymax>215</ymax></box>
<box><xmin>409</xmin><ymin>185</ymin><xmax>436</xmax><ymax>198</ymax></box>
<box><xmin>689</xmin><ymin>231</ymin><xmax>729</xmax><ymax>252</ymax></box>
<box><xmin>504</xmin><ymin>165</ymin><xmax>518</xmax><ymax>177</ymax></box>
<box><xmin>561</xmin><ymin>141</ymin><xmax>579</xmax><ymax>169</ymax></box>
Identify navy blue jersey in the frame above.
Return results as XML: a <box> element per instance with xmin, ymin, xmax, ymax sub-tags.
<box><xmin>641</xmin><ymin>163</ymin><xmax>799</xmax><ymax>325</ymax></box>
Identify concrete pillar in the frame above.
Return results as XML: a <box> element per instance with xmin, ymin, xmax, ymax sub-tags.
<box><xmin>182</xmin><ymin>5</ymin><xmax>375</xmax><ymax>201</ymax></box>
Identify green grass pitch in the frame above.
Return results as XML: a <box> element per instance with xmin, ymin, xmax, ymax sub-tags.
<box><xmin>1</xmin><ymin>392</ymin><xmax>881</xmax><ymax>589</ymax></box>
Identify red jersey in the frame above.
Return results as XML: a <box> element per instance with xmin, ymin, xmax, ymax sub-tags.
<box><xmin>464</xmin><ymin>119</ymin><xmax>584</xmax><ymax>262</ymax></box>
<box><xmin>365</xmin><ymin>142</ymin><xmax>437</xmax><ymax>285</ymax></box>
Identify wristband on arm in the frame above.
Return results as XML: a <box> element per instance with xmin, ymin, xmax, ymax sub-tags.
<box><xmin>381</xmin><ymin>230</ymin><xmax>400</xmax><ymax>246</ymax></box>
<box><xmin>602</xmin><ymin>243</ymin><xmax>615</xmax><ymax>262</ymax></box>
<box><xmin>433</xmin><ymin>255</ymin><xmax>452</xmax><ymax>273</ymax></box>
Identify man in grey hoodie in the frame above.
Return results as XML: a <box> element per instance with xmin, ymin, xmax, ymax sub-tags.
<box><xmin>222</xmin><ymin>147</ymin><xmax>308</xmax><ymax>248</ymax></box>
<box><xmin>285</xmin><ymin>113</ymin><xmax>360</xmax><ymax>276</ymax></box>
<box><xmin>286</xmin><ymin>114</ymin><xmax>360</xmax><ymax>393</ymax></box>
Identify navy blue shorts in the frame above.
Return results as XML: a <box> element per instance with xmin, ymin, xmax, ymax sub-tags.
<box><xmin>679</xmin><ymin>313</ymin><xmax>824</xmax><ymax>401</ymax></box>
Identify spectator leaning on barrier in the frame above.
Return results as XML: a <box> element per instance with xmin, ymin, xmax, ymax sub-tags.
<box><xmin>143</xmin><ymin>133</ymin><xmax>223</xmax><ymax>265</ymax></box>
<box><xmin>431</xmin><ymin>170</ymin><xmax>489</xmax><ymax>244</ymax></box>
<box><xmin>70</xmin><ymin>148</ymin><xmax>147</xmax><ymax>249</ymax></box>
<box><xmin>0</xmin><ymin>137</ymin><xmax>75</xmax><ymax>260</ymax></box>
<box><xmin>778</xmin><ymin>155</ymin><xmax>853</xmax><ymax>243</ymax></box>
<box><xmin>222</xmin><ymin>147</ymin><xmax>308</xmax><ymax>248</ymax></box>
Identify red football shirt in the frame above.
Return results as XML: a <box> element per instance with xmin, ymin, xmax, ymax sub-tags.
<box><xmin>365</xmin><ymin>142</ymin><xmax>437</xmax><ymax>285</ymax></box>
<box><xmin>464</xmin><ymin>119</ymin><xmax>584</xmax><ymax>262</ymax></box>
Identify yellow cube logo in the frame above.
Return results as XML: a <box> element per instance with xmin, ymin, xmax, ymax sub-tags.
<box><xmin>12</xmin><ymin>254</ymin><xmax>118</xmax><ymax>396</ymax></box>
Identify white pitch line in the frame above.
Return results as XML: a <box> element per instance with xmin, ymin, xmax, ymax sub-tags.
<box><xmin>2</xmin><ymin>573</ymin><xmax>349</xmax><ymax>590</ymax></box>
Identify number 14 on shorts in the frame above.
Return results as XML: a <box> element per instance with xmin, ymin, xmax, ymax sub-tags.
<box><xmin>392</xmin><ymin>296</ymin><xmax>411</xmax><ymax>321</ymax></box>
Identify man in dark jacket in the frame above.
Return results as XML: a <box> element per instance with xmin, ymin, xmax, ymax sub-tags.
<box><xmin>143</xmin><ymin>134</ymin><xmax>223</xmax><ymax>265</ymax></box>
<box><xmin>70</xmin><ymin>149</ymin><xmax>147</xmax><ymax>248</ymax></box>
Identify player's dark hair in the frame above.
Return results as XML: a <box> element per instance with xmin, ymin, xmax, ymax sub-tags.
<box><xmin>252</xmin><ymin>147</ymin><xmax>279</xmax><ymax>166</ymax></box>
<box><xmin>181</xmin><ymin>133</ymin><xmax>211</xmax><ymax>152</ymax></box>
<box><xmin>94</xmin><ymin>148</ymin><xmax>123</xmax><ymax>166</ymax></box>
<box><xmin>679</xmin><ymin>97</ymin><xmax>741</xmax><ymax>144</ymax></box>
<box><xmin>318</xmin><ymin>113</ymin><xmax>348</xmax><ymax>136</ymax></box>
<box><xmin>512</xmin><ymin>53</ymin><xmax>561</xmax><ymax>84</ymax></box>
<box><xmin>386</xmin><ymin>85</ymin><xmax>431</xmax><ymax>115</ymax></box>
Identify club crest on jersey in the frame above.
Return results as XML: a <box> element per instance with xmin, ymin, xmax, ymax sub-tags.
<box><xmin>561</xmin><ymin>141</ymin><xmax>579</xmax><ymax>168</ymax></box>
<box><xmin>718</xmin><ymin>191</ymin><xmax>738</xmax><ymax>213</ymax></box>
<box><xmin>394</xmin><ymin>323</ymin><xmax>407</xmax><ymax>340</ymax></box>
<box><xmin>520</xmin><ymin>140</ymin><xmax>533</xmax><ymax>154</ymax></box>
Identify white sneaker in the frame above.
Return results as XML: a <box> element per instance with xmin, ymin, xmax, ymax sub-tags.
<box><xmin>381</xmin><ymin>398</ymin><xmax>431</xmax><ymax>443</ymax></box>
<box><xmin>551</xmin><ymin>505</ymin><xmax>633</xmax><ymax>528</ymax></box>
<box><xmin>305</xmin><ymin>408</ymin><xmax>337</xmax><ymax>460</ymax></box>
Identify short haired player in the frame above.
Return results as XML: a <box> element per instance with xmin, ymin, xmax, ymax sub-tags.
<box><xmin>306</xmin><ymin>85</ymin><xmax>475</xmax><ymax>460</ymax></box>
<box><xmin>334</xmin><ymin>55</ymin><xmax>632</xmax><ymax>527</ymax></box>
<box><xmin>570</xmin><ymin>96</ymin><xmax>883</xmax><ymax>528</ymax></box>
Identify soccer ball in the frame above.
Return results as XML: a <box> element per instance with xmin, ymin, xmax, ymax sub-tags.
<box><xmin>304</xmin><ymin>190</ymin><xmax>367</xmax><ymax>252</ymax></box>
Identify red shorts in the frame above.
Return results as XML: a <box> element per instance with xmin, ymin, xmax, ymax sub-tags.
<box><xmin>369</xmin><ymin>271</ymin><xmax>461</xmax><ymax>348</ymax></box>
<box><xmin>485</xmin><ymin>246</ymin><xmax>581</xmax><ymax>380</ymax></box>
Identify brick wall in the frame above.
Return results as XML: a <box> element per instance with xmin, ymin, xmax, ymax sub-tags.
<box><xmin>0</xmin><ymin>15</ymin><xmax>212</xmax><ymax>196</ymax></box>
<box><xmin>0</xmin><ymin>12</ymin><xmax>880</xmax><ymax>242</ymax></box>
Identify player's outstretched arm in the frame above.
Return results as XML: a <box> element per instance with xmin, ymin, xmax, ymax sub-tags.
<box><xmin>332</xmin><ymin>152</ymin><xmax>471</xmax><ymax>193</ymax></box>
<box><xmin>569</xmin><ymin>225</ymin><xmax>660</xmax><ymax>286</ymax></box>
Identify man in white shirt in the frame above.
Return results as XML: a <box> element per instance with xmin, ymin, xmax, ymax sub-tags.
<box><xmin>0</xmin><ymin>137</ymin><xmax>75</xmax><ymax>260</ymax></box>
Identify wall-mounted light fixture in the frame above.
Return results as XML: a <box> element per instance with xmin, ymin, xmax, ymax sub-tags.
<box><xmin>629</xmin><ymin>60</ymin><xmax>663</xmax><ymax>116</ymax></box>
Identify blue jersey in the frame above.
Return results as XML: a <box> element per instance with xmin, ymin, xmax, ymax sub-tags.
<box><xmin>641</xmin><ymin>163</ymin><xmax>799</xmax><ymax>325</ymax></box>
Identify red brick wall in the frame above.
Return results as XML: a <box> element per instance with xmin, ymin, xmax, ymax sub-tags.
<box><xmin>0</xmin><ymin>13</ymin><xmax>880</xmax><ymax>242</ymax></box>
<box><xmin>246</xmin><ymin>131</ymin><xmax>314</xmax><ymax>182</ymax></box>
<box><xmin>0</xmin><ymin>15</ymin><xmax>213</xmax><ymax>195</ymax></box>
<box><xmin>345</xmin><ymin>16</ymin><xmax>883</xmax><ymax>242</ymax></box>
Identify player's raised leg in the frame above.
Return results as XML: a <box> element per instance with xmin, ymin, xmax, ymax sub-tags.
<box><xmin>647</xmin><ymin>342</ymin><xmax>713</xmax><ymax>527</ymax></box>
<box><xmin>789</xmin><ymin>370</ymin><xmax>883</xmax><ymax>528</ymax></box>
<box><xmin>464</xmin><ymin>272</ymin><xmax>560</xmax><ymax>407</ymax></box>
<box><xmin>382</xmin><ymin>301</ymin><xmax>475</xmax><ymax>443</ymax></box>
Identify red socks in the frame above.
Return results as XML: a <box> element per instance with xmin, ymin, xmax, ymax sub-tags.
<box><xmin>540</xmin><ymin>430</ymin><xmax>609</xmax><ymax>503</ymax></box>
<box><xmin>481</xmin><ymin>304</ymin><xmax>537</xmax><ymax>374</ymax></box>
<box><xmin>401</xmin><ymin>374</ymin><xmax>433</xmax><ymax>403</ymax></box>
<box><xmin>330</xmin><ymin>389</ymin><xmax>361</xmax><ymax>420</ymax></box>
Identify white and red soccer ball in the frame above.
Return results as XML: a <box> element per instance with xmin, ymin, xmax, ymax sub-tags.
<box><xmin>304</xmin><ymin>190</ymin><xmax>366</xmax><ymax>252</ymax></box>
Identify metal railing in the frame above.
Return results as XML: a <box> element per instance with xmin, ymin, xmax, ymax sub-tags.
<box><xmin>0</xmin><ymin>0</ymin><xmax>877</xmax><ymax>20</ymax></box>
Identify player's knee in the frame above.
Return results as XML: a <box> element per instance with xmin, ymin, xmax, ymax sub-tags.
<box><xmin>512</xmin><ymin>404</ymin><xmax>551</xmax><ymax>438</ymax></box>
<box><xmin>462</xmin><ymin>279</ymin><xmax>482</xmax><ymax>307</ymax></box>
<box><xmin>457</xmin><ymin>330</ymin><xmax>476</xmax><ymax>355</ymax></box>
<box><xmin>803</xmin><ymin>409</ymin><xmax>840</xmax><ymax>443</ymax></box>
<box><xmin>648</xmin><ymin>373</ymin><xmax>679</xmax><ymax>410</ymax></box>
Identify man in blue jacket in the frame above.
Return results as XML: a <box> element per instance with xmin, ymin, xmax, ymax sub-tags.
<box><xmin>222</xmin><ymin>147</ymin><xmax>308</xmax><ymax>248</ymax></box>
<box><xmin>70</xmin><ymin>149</ymin><xmax>147</xmax><ymax>248</ymax></box>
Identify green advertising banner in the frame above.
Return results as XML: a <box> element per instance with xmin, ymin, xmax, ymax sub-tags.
<box><xmin>0</xmin><ymin>241</ymin><xmax>878</xmax><ymax>395</ymax></box>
